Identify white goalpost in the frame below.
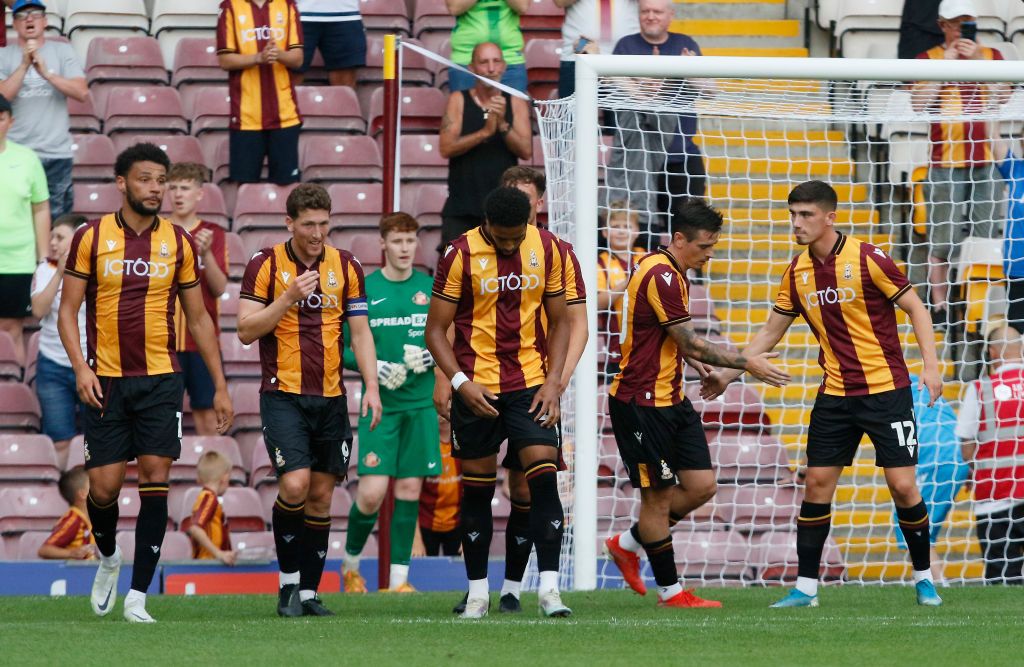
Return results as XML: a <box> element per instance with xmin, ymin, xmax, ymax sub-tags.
<box><xmin>539</xmin><ymin>54</ymin><xmax>1024</xmax><ymax>591</ymax></box>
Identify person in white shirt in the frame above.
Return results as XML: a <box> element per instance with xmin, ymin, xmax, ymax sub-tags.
<box><xmin>31</xmin><ymin>213</ymin><xmax>86</xmax><ymax>469</ymax></box>
<box><xmin>956</xmin><ymin>323</ymin><xmax>1024</xmax><ymax>584</ymax></box>
<box><xmin>556</xmin><ymin>0</ymin><xmax>639</xmax><ymax>97</ymax></box>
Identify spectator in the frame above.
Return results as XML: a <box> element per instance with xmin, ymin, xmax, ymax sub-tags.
<box><xmin>447</xmin><ymin>0</ymin><xmax>528</xmax><ymax>92</ymax></box>
<box><xmin>892</xmin><ymin>373</ymin><xmax>968</xmax><ymax>583</ymax></box>
<box><xmin>910</xmin><ymin>0</ymin><xmax>1008</xmax><ymax>324</ymax></box>
<box><xmin>994</xmin><ymin>136</ymin><xmax>1024</xmax><ymax>333</ymax></box>
<box><xmin>0</xmin><ymin>0</ymin><xmax>87</xmax><ymax>219</ymax></box>
<box><xmin>167</xmin><ymin>163</ymin><xmax>228</xmax><ymax>437</ymax></box>
<box><xmin>438</xmin><ymin>42</ymin><xmax>531</xmax><ymax>246</ymax></box>
<box><xmin>556</xmin><ymin>0</ymin><xmax>639</xmax><ymax>98</ymax></box>
<box><xmin>217</xmin><ymin>0</ymin><xmax>305</xmax><ymax>184</ymax></box>
<box><xmin>0</xmin><ymin>93</ymin><xmax>49</xmax><ymax>365</ymax></box>
<box><xmin>31</xmin><ymin>213</ymin><xmax>86</xmax><ymax>469</ymax></box>
<box><xmin>899</xmin><ymin>0</ymin><xmax>943</xmax><ymax>59</ymax></box>
<box><xmin>413</xmin><ymin>417</ymin><xmax>461</xmax><ymax>557</ymax></box>
<box><xmin>605</xmin><ymin>0</ymin><xmax>707</xmax><ymax>231</ymax></box>
<box><xmin>38</xmin><ymin>466</ymin><xmax>96</xmax><ymax>560</ymax></box>
<box><xmin>956</xmin><ymin>324</ymin><xmax>1024</xmax><ymax>584</ymax></box>
<box><xmin>185</xmin><ymin>451</ymin><xmax>237</xmax><ymax>565</ymax></box>
<box><xmin>597</xmin><ymin>202</ymin><xmax>643</xmax><ymax>376</ymax></box>
<box><xmin>295</xmin><ymin>0</ymin><xmax>365</xmax><ymax>88</ymax></box>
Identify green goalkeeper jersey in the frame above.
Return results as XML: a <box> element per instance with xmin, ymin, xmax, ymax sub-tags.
<box><xmin>343</xmin><ymin>268</ymin><xmax>435</xmax><ymax>412</ymax></box>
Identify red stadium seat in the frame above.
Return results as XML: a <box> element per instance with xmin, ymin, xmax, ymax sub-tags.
<box><xmin>348</xmin><ymin>233</ymin><xmax>384</xmax><ymax>269</ymax></box>
<box><xmin>232</xmin><ymin>183</ymin><xmax>298</xmax><ymax>233</ymax></box>
<box><xmin>295</xmin><ymin>86</ymin><xmax>366</xmax><ymax>134</ymax></box>
<box><xmin>524</xmin><ymin>39</ymin><xmax>563</xmax><ymax>99</ymax></box>
<box><xmin>15</xmin><ymin>531</ymin><xmax>51</xmax><ymax>560</ymax></box>
<box><xmin>171</xmin><ymin>436</ymin><xmax>245</xmax><ymax>486</ymax></box>
<box><xmin>225</xmin><ymin>232</ymin><xmax>247</xmax><ymax>280</ymax></box>
<box><xmin>232</xmin><ymin>530</ymin><xmax>276</xmax><ymax>559</ymax></box>
<box><xmin>712</xmin><ymin>484</ymin><xmax>801</xmax><ymax>532</ymax></box>
<box><xmin>198</xmin><ymin>131</ymin><xmax>230</xmax><ymax>184</ymax></box>
<box><xmin>0</xmin><ymin>486</ymin><xmax>66</xmax><ymax>533</ymax></box>
<box><xmin>240</xmin><ymin>230</ymin><xmax>292</xmax><ymax>259</ymax></box>
<box><xmin>685</xmin><ymin>382</ymin><xmax>769</xmax><ymax>430</ymax></box>
<box><xmin>187</xmin><ymin>86</ymin><xmax>231</xmax><ymax>136</ymax></box>
<box><xmin>0</xmin><ymin>435</ymin><xmax>59</xmax><ymax>485</ymax></box>
<box><xmin>71</xmin><ymin>134</ymin><xmax>117</xmax><ymax>182</ymax></box>
<box><xmin>103</xmin><ymin>86</ymin><xmax>187</xmax><ymax>135</ymax></box>
<box><xmin>220</xmin><ymin>332</ymin><xmax>261</xmax><ymax>381</ymax></box>
<box><xmin>86</xmin><ymin>36</ymin><xmax>168</xmax><ymax>86</ymax></box>
<box><xmin>328</xmin><ymin>531</ymin><xmax>377</xmax><ymax>558</ymax></box>
<box><xmin>219</xmin><ymin>282</ymin><xmax>241</xmax><ymax>332</ymax></box>
<box><xmin>300</xmin><ymin>135</ymin><xmax>383</xmax><ymax>183</ymax></box>
<box><xmin>520</xmin><ymin>0</ymin><xmax>565</xmax><ymax>39</ymax></box>
<box><xmin>673</xmin><ymin>528</ymin><xmax>754</xmax><ymax>580</ymax></box>
<box><xmin>249</xmin><ymin>441</ymin><xmax>275</xmax><ymax>489</ymax></box>
<box><xmin>329</xmin><ymin>487</ymin><xmax>353</xmax><ymax>529</ymax></box>
<box><xmin>398</xmin><ymin>135</ymin><xmax>447</xmax><ymax>183</ymax></box>
<box><xmin>359</xmin><ymin>0</ymin><xmax>411</xmax><ymax>37</ymax></box>
<box><xmin>710</xmin><ymin>432</ymin><xmax>792</xmax><ymax>484</ymax></box>
<box><xmin>66</xmin><ymin>435</ymin><xmax>86</xmax><ymax>471</ymax></box>
<box><xmin>361</xmin><ymin>36</ymin><xmax>432</xmax><ymax>87</ymax></box>
<box><xmin>0</xmin><ymin>331</ymin><xmax>21</xmax><ymax>382</ymax></box>
<box><xmin>171</xmin><ymin>37</ymin><xmax>227</xmax><ymax>89</ymax></box>
<box><xmin>227</xmin><ymin>381</ymin><xmax>262</xmax><ymax>434</ymax></box>
<box><xmin>752</xmin><ymin>530</ymin><xmax>845</xmax><ymax>583</ymax></box>
<box><xmin>412</xmin><ymin>0</ymin><xmax>455</xmax><ymax>38</ymax></box>
<box><xmin>151</xmin><ymin>0</ymin><xmax>221</xmax><ymax>37</ymax></box>
<box><xmin>328</xmin><ymin>183</ymin><xmax>384</xmax><ymax>231</ymax></box>
<box><xmin>400</xmin><ymin>183</ymin><xmax>447</xmax><ymax>229</ymax></box>
<box><xmin>69</xmin><ymin>95</ymin><xmax>102</xmax><ymax>134</ymax></box>
<box><xmin>367</xmin><ymin>86</ymin><xmax>446</xmax><ymax>136</ymax></box>
<box><xmin>72</xmin><ymin>183</ymin><xmax>121</xmax><ymax>218</ymax></box>
<box><xmin>117</xmin><ymin>530</ymin><xmax>192</xmax><ymax>562</ymax></box>
<box><xmin>596</xmin><ymin>487</ymin><xmax>635</xmax><ymax>534</ymax></box>
<box><xmin>115</xmin><ymin>133</ymin><xmax>204</xmax><ymax>166</ymax></box>
<box><xmin>0</xmin><ymin>384</ymin><xmax>41</xmax><ymax>433</ymax></box>
<box><xmin>688</xmin><ymin>283</ymin><xmax>721</xmax><ymax>335</ymax></box>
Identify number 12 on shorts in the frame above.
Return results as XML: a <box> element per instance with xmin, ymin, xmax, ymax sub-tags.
<box><xmin>890</xmin><ymin>420</ymin><xmax>917</xmax><ymax>456</ymax></box>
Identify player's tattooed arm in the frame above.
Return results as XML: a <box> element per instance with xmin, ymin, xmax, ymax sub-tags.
<box><xmin>668</xmin><ymin>320</ymin><xmax>790</xmax><ymax>387</ymax></box>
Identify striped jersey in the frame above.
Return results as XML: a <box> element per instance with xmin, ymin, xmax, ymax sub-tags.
<box><xmin>598</xmin><ymin>247</ymin><xmax>644</xmax><ymax>362</ymax></box>
<box><xmin>44</xmin><ymin>506</ymin><xmax>95</xmax><ymax>556</ymax></box>
<box><xmin>187</xmin><ymin>487</ymin><xmax>232</xmax><ymax>559</ymax></box>
<box><xmin>917</xmin><ymin>45</ymin><xmax>1003</xmax><ymax>167</ymax></box>
<box><xmin>418</xmin><ymin>439</ymin><xmax>461</xmax><ymax>533</ymax></box>
<box><xmin>65</xmin><ymin>212</ymin><xmax>201</xmax><ymax>378</ymax></box>
<box><xmin>216</xmin><ymin>0</ymin><xmax>303</xmax><ymax>131</ymax></box>
<box><xmin>174</xmin><ymin>220</ymin><xmax>227</xmax><ymax>352</ymax></box>
<box><xmin>240</xmin><ymin>240</ymin><xmax>367</xmax><ymax>396</ymax></box>
<box><xmin>561</xmin><ymin>240</ymin><xmax>587</xmax><ymax>307</ymax></box>
<box><xmin>609</xmin><ymin>248</ymin><xmax>692</xmax><ymax>407</ymax></box>
<box><xmin>773</xmin><ymin>232</ymin><xmax>912</xmax><ymax>397</ymax></box>
<box><xmin>432</xmin><ymin>225</ymin><xmax>565</xmax><ymax>394</ymax></box>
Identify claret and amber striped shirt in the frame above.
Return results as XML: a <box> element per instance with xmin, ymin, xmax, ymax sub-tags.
<box><xmin>64</xmin><ymin>211</ymin><xmax>201</xmax><ymax>377</ymax></box>
<box><xmin>609</xmin><ymin>248</ymin><xmax>692</xmax><ymax>407</ymax></box>
<box><xmin>432</xmin><ymin>225</ymin><xmax>565</xmax><ymax>394</ymax></box>
<box><xmin>174</xmin><ymin>220</ymin><xmax>228</xmax><ymax>352</ymax></box>
<box><xmin>187</xmin><ymin>487</ymin><xmax>232</xmax><ymax>559</ymax></box>
<box><xmin>240</xmin><ymin>240</ymin><xmax>367</xmax><ymax>397</ymax></box>
<box><xmin>773</xmin><ymin>232</ymin><xmax>912</xmax><ymax>396</ymax></box>
<box><xmin>44</xmin><ymin>506</ymin><xmax>95</xmax><ymax>556</ymax></box>
<box><xmin>216</xmin><ymin>0</ymin><xmax>303</xmax><ymax>131</ymax></box>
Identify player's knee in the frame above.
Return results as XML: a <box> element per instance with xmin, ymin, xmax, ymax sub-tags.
<box><xmin>393</xmin><ymin>477</ymin><xmax>422</xmax><ymax>500</ymax></box>
<box><xmin>509</xmin><ymin>471</ymin><xmax>530</xmax><ymax>500</ymax></box>
<box><xmin>356</xmin><ymin>486</ymin><xmax>387</xmax><ymax>512</ymax></box>
<box><xmin>889</xmin><ymin>480</ymin><xmax>921</xmax><ymax>507</ymax></box>
<box><xmin>278</xmin><ymin>476</ymin><xmax>310</xmax><ymax>505</ymax></box>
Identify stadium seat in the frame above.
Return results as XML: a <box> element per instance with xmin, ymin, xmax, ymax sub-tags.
<box><xmin>219</xmin><ymin>282</ymin><xmax>241</xmax><ymax>332</ymax></box>
<box><xmin>225</xmin><ymin>232</ymin><xmax>247</xmax><ymax>280</ymax></box>
<box><xmin>15</xmin><ymin>531</ymin><xmax>51</xmax><ymax>560</ymax></box>
<box><xmin>596</xmin><ymin>487</ymin><xmax>635</xmax><ymax>534</ymax></box>
<box><xmin>0</xmin><ymin>384</ymin><xmax>41</xmax><ymax>433</ymax></box>
<box><xmin>713</xmin><ymin>484</ymin><xmax>801</xmax><ymax>532</ymax></box>
<box><xmin>220</xmin><ymin>332</ymin><xmax>262</xmax><ymax>381</ymax></box>
<box><xmin>171</xmin><ymin>38</ymin><xmax>227</xmax><ymax>89</ymax></box>
<box><xmin>957</xmin><ymin>237</ymin><xmax>1006</xmax><ymax>335</ymax></box>
<box><xmin>673</xmin><ymin>528</ymin><xmax>754</xmax><ymax>580</ymax></box>
<box><xmin>328</xmin><ymin>531</ymin><xmax>377</xmax><ymax>558</ymax></box>
<box><xmin>68</xmin><ymin>96</ymin><xmax>102</xmax><ymax>134</ymax></box>
<box><xmin>520</xmin><ymin>0</ymin><xmax>565</xmax><ymax>41</ymax></box>
<box><xmin>299</xmin><ymin>135</ymin><xmax>384</xmax><ymax>183</ymax></box>
<box><xmin>197</xmin><ymin>131</ymin><xmax>231</xmax><ymax>185</ymax></box>
<box><xmin>151</xmin><ymin>0</ymin><xmax>220</xmax><ymax>36</ymax></box>
<box><xmin>117</xmin><ymin>530</ymin><xmax>192</xmax><ymax>562</ymax></box>
<box><xmin>367</xmin><ymin>86</ymin><xmax>447</xmax><ymax>136</ymax></box>
<box><xmin>361</xmin><ymin>36</ymin><xmax>433</xmax><ymax>87</ymax></box>
<box><xmin>72</xmin><ymin>183</ymin><xmax>120</xmax><ymax>219</ymax></box>
<box><xmin>400</xmin><ymin>183</ymin><xmax>447</xmax><ymax>229</ymax></box>
<box><xmin>327</xmin><ymin>183</ymin><xmax>384</xmax><ymax>231</ymax></box>
<box><xmin>524</xmin><ymin>39</ymin><xmax>563</xmax><ymax>99</ymax></box>
<box><xmin>232</xmin><ymin>530</ymin><xmax>276</xmax><ymax>559</ymax></box>
<box><xmin>241</xmin><ymin>231</ymin><xmax>292</xmax><ymax>260</ymax></box>
<box><xmin>66</xmin><ymin>436</ymin><xmax>86</xmax><ymax>471</ymax></box>
<box><xmin>688</xmin><ymin>283</ymin><xmax>721</xmax><ymax>335</ymax></box>
<box><xmin>64</xmin><ymin>0</ymin><xmax>149</xmax><ymax>58</ymax></box>
<box><xmin>115</xmin><ymin>133</ymin><xmax>204</xmax><ymax>166</ymax></box>
<box><xmin>171</xmin><ymin>436</ymin><xmax>246</xmax><ymax>486</ymax></box>
<box><xmin>188</xmin><ymin>86</ymin><xmax>231</xmax><ymax>137</ymax></box>
<box><xmin>328</xmin><ymin>487</ymin><xmax>354</xmax><ymax>529</ymax></box>
<box><xmin>751</xmin><ymin>530</ymin><xmax>846</xmax><ymax>583</ymax></box>
<box><xmin>232</xmin><ymin>183</ymin><xmax>298</xmax><ymax>233</ymax></box>
<box><xmin>0</xmin><ymin>485</ymin><xmax>69</xmax><ymax>533</ymax></box>
<box><xmin>227</xmin><ymin>381</ymin><xmax>262</xmax><ymax>434</ymax></box>
<box><xmin>710</xmin><ymin>432</ymin><xmax>791</xmax><ymax>484</ymax></box>
<box><xmin>71</xmin><ymin>134</ymin><xmax>117</xmax><ymax>183</ymax></box>
<box><xmin>295</xmin><ymin>86</ymin><xmax>366</xmax><ymax>134</ymax></box>
<box><xmin>103</xmin><ymin>86</ymin><xmax>188</xmax><ymax>136</ymax></box>
<box><xmin>397</xmin><ymin>135</ymin><xmax>447</xmax><ymax>182</ymax></box>
<box><xmin>177</xmin><ymin>485</ymin><xmax>267</xmax><ymax>532</ymax></box>
<box><xmin>249</xmin><ymin>442</ymin><xmax>275</xmax><ymax>489</ymax></box>
<box><xmin>348</xmin><ymin>233</ymin><xmax>384</xmax><ymax>269</ymax></box>
<box><xmin>833</xmin><ymin>0</ymin><xmax>904</xmax><ymax>58</ymax></box>
<box><xmin>0</xmin><ymin>435</ymin><xmax>59</xmax><ymax>485</ymax></box>
<box><xmin>85</xmin><ymin>36</ymin><xmax>168</xmax><ymax>86</ymax></box>
<box><xmin>359</xmin><ymin>0</ymin><xmax>411</xmax><ymax>37</ymax></box>
<box><xmin>0</xmin><ymin>331</ymin><xmax>21</xmax><ymax>382</ymax></box>
<box><xmin>685</xmin><ymin>382</ymin><xmax>769</xmax><ymax>430</ymax></box>
<box><xmin>412</xmin><ymin>0</ymin><xmax>455</xmax><ymax>38</ymax></box>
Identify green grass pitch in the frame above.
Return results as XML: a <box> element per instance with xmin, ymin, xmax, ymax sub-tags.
<box><xmin>2</xmin><ymin>587</ymin><xmax>1021</xmax><ymax>666</ymax></box>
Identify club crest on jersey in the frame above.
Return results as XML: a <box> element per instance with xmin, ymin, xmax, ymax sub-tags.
<box><xmin>327</xmin><ymin>270</ymin><xmax>338</xmax><ymax>288</ymax></box>
<box><xmin>160</xmin><ymin>240</ymin><xmax>169</xmax><ymax>258</ymax></box>
<box><xmin>412</xmin><ymin>291</ymin><xmax>429</xmax><ymax>305</ymax></box>
<box><xmin>529</xmin><ymin>249</ymin><xmax>539</xmax><ymax>268</ymax></box>
<box><xmin>843</xmin><ymin>263</ymin><xmax>852</xmax><ymax>280</ymax></box>
<box><xmin>274</xmin><ymin>448</ymin><xmax>285</xmax><ymax>468</ymax></box>
<box><xmin>83</xmin><ymin>440</ymin><xmax>90</xmax><ymax>461</ymax></box>
<box><xmin>660</xmin><ymin>460</ymin><xmax>673</xmax><ymax>480</ymax></box>
<box><xmin>364</xmin><ymin>452</ymin><xmax>380</xmax><ymax>468</ymax></box>
<box><xmin>106</xmin><ymin>239</ymin><xmax>116</xmax><ymax>251</ymax></box>
<box><xmin>661</xmin><ymin>272</ymin><xmax>673</xmax><ymax>286</ymax></box>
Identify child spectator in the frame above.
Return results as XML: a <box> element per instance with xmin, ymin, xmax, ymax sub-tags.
<box><xmin>413</xmin><ymin>417</ymin><xmax>461</xmax><ymax>557</ymax></box>
<box><xmin>598</xmin><ymin>202</ymin><xmax>643</xmax><ymax>376</ymax></box>
<box><xmin>184</xmin><ymin>451</ymin><xmax>236</xmax><ymax>565</ymax></box>
<box><xmin>38</xmin><ymin>465</ymin><xmax>95</xmax><ymax>559</ymax></box>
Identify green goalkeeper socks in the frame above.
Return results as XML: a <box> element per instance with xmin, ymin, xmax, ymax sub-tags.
<box><xmin>390</xmin><ymin>499</ymin><xmax>419</xmax><ymax>567</ymax></box>
<box><xmin>345</xmin><ymin>503</ymin><xmax>379</xmax><ymax>558</ymax></box>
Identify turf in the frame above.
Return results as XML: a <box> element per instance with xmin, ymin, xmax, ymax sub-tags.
<box><xmin>1</xmin><ymin>587</ymin><xmax>1021</xmax><ymax>666</ymax></box>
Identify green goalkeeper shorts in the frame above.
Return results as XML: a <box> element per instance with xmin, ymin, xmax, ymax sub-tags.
<box><xmin>356</xmin><ymin>405</ymin><xmax>442</xmax><ymax>478</ymax></box>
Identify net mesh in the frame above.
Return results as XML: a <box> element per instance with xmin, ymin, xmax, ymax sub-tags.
<box><xmin>536</xmin><ymin>75</ymin><xmax>1024</xmax><ymax>587</ymax></box>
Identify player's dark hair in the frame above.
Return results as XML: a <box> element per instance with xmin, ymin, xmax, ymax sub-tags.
<box><xmin>788</xmin><ymin>180</ymin><xmax>838</xmax><ymax>212</ymax></box>
<box><xmin>669</xmin><ymin>197</ymin><xmax>723</xmax><ymax>241</ymax></box>
<box><xmin>286</xmin><ymin>183</ymin><xmax>332</xmax><ymax>219</ymax></box>
<box><xmin>53</xmin><ymin>213</ymin><xmax>87</xmax><ymax>231</ymax></box>
<box><xmin>484</xmin><ymin>187</ymin><xmax>531</xmax><ymax>228</ymax></box>
<box><xmin>114</xmin><ymin>142</ymin><xmax>170</xmax><ymax>178</ymax></box>
<box><xmin>58</xmin><ymin>466</ymin><xmax>89</xmax><ymax>505</ymax></box>
<box><xmin>379</xmin><ymin>211</ymin><xmax>419</xmax><ymax>237</ymax></box>
<box><xmin>500</xmin><ymin>166</ymin><xmax>546</xmax><ymax>198</ymax></box>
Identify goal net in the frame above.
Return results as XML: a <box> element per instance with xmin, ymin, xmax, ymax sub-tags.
<box><xmin>535</xmin><ymin>55</ymin><xmax>1024</xmax><ymax>589</ymax></box>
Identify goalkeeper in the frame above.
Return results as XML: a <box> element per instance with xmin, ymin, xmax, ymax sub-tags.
<box><xmin>341</xmin><ymin>212</ymin><xmax>440</xmax><ymax>593</ymax></box>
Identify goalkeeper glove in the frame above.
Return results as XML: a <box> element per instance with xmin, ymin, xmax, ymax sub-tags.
<box><xmin>403</xmin><ymin>344</ymin><xmax>435</xmax><ymax>374</ymax></box>
<box><xmin>376</xmin><ymin>360</ymin><xmax>407</xmax><ymax>391</ymax></box>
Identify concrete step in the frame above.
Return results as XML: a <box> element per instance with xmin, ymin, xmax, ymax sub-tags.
<box><xmin>708</xmin><ymin>181</ymin><xmax>870</xmax><ymax>203</ymax></box>
<box><xmin>703</xmin><ymin>156</ymin><xmax>854</xmax><ymax>178</ymax></box>
<box><xmin>719</xmin><ymin>206</ymin><xmax>878</xmax><ymax>226</ymax></box>
<box><xmin>844</xmin><ymin>561</ymin><xmax>984</xmax><ymax>580</ymax></box>
<box><xmin>675</xmin><ymin>0</ymin><xmax>788</xmax><ymax>21</ymax></box>
<box><xmin>671</xmin><ymin>19</ymin><xmax>800</xmax><ymax>38</ymax></box>
<box><xmin>702</xmin><ymin>46</ymin><xmax>809</xmax><ymax>57</ymax></box>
